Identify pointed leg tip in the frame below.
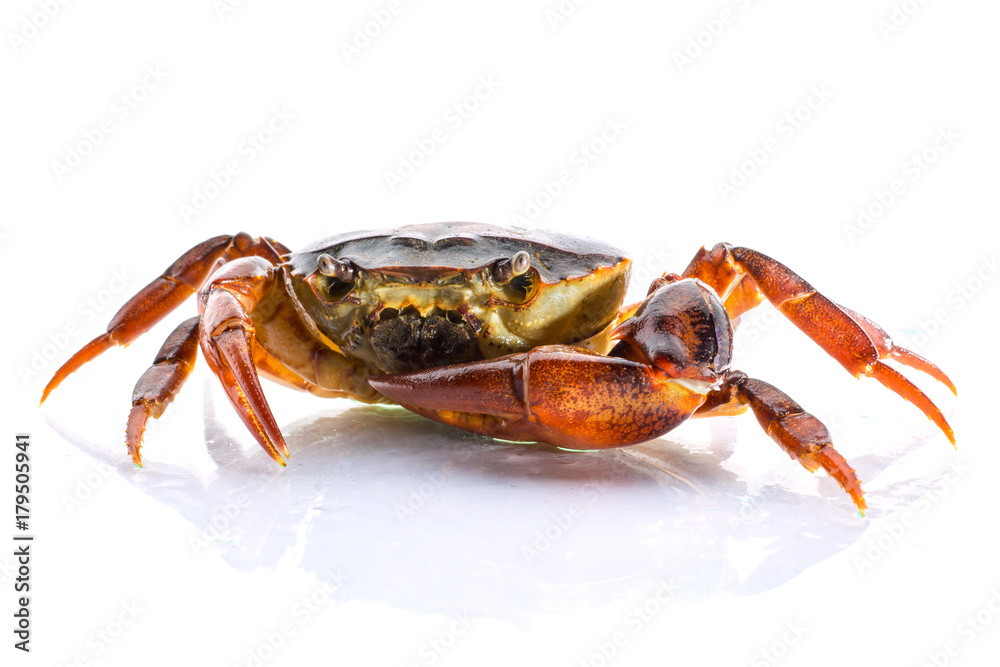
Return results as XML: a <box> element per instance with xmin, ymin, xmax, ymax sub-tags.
<box><xmin>40</xmin><ymin>333</ymin><xmax>116</xmax><ymax>407</ymax></box>
<box><xmin>126</xmin><ymin>404</ymin><xmax>150</xmax><ymax>468</ymax></box>
<box><xmin>853</xmin><ymin>493</ymin><xmax>867</xmax><ymax>515</ymax></box>
<box><xmin>261</xmin><ymin>439</ymin><xmax>288</xmax><ymax>466</ymax></box>
<box><xmin>266</xmin><ymin>447</ymin><xmax>287</xmax><ymax>466</ymax></box>
<box><xmin>40</xmin><ymin>374</ymin><xmax>65</xmax><ymax>405</ymax></box>
<box><xmin>937</xmin><ymin>419</ymin><xmax>956</xmax><ymax>448</ymax></box>
<box><xmin>39</xmin><ymin>376</ymin><xmax>63</xmax><ymax>407</ymax></box>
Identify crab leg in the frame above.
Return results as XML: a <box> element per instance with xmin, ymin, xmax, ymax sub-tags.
<box><xmin>835</xmin><ymin>304</ymin><xmax>957</xmax><ymax>395</ymax></box>
<box><xmin>126</xmin><ymin>316</ymin><xmax>200</xmax><ymax>466</ymax></box>
<box><xmin>199</xmin><ymin>257</ymin><xmax>288</xmax><ymax>464</ymax></box>
<box><xmin>40</xmin><ymin>233</ymin><xmax>288</xmax><ymax>403</ymax></box>
<box><xmin>677</xmin><ymin>243</ymin><xmax>955</xmax><ymax>444</ymax></box>
<box><xmin>707</xmin><ymin>370</ymin><xmax>866</xmax><ymax>512</ymax></box>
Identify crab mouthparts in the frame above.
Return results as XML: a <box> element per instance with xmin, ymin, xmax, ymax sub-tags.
<box><xmin>369</xmin><ymin>306</ymin><xmax>480</xmax><ymax>374</ymax></box>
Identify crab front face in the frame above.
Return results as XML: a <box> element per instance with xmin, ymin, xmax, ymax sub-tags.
<box><xmin>283</xmin><ymin>223</ymin><xmax>631</xmax><ymax>374</ymax></box>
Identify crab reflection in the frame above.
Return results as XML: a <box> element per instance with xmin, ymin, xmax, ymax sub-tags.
<box><xmin>48</xmin><ymin>391</ymin><xmax>953</xmax><ymax>619</ymax></box>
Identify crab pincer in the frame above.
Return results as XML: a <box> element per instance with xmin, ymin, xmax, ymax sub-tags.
<box><xmin>371</xmin><ymin>278</ymin><xmax>870</xmax><ymax>512</ymax></box>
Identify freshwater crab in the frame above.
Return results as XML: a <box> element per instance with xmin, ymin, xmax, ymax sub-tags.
<box><xmin>41</xmin><ymin>222</ymin><xmax>956</xmax><ymax>512</ymax></box>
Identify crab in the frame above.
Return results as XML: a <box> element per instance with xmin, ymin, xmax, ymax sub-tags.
<box><xmin>40</xmin><ymin>222</ymin><xmax>956</xmax><ymax>512</ymax></box>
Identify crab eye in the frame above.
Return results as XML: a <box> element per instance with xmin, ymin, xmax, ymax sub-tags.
<box><xmin>317</xmin><ymin>254</ymin><xmax>354</xmax><ymax>282</ymax></box>
<box><xmin>491</xmin><ymin>251</ymin><xmax>531</xmax><ymax>284</ymax></box>
<box><xmin>315</xmin><ymin>253</ymin><xmax>356</xmax><ymax>300</ymax></box>
<box><xmin>490</xmin><ymin>251</ymin><xmax>536</xmax><ymax>304</ymax></box>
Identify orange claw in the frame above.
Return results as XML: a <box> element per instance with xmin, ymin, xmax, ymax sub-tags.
<box><xmin>213</xmin><ymin>329</ymin><xmax>289</xmax><ymax>463</ymax></box>
<box><xmin>199</xmin><ymin>257</ymin><xmax>288</xmax><ymax>464</ymax></box>
<box><xmin>369</xmin><ymin>345</ymin><xmax>709</xmax><ymax>450</ymax></box>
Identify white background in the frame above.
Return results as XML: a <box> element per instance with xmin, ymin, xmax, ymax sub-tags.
<box><xmin>3</xmin><ymin>1</ymin><xmax>999</xmax><ymax>665</ymax></box>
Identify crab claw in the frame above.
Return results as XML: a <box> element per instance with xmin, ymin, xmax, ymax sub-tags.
<box><xmin>369</xmin><ymin>345</ymin><xmax>708</xmax><ymax>450</ymax></box>
<box><xmin>199</xmin><ymin>258</ymin><xmax>288</xmax><ymax>464</ymax></box>
<box><xmin>211</xmin><ymin>327</ymin><xmax>289</xmax><ymax>464</ymax></box>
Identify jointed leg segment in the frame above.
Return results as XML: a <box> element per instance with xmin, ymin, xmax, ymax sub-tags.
<box><xmin>679</xmin><ymin>243</ymin><xmax>955</xmax><ymax>445</ymax></box>
<box><xmin>127</xmin><ymin>316</ymin><xmax>201</xmax><ymax>466</ymax></box>
<box><xmin>40</xmin><ymin>233</ymin><xmax>288</xmax><ymax>403</ymax></box>
<box><xmin>707</xmin><ymin>371</ymin><xmax>866</xmax><ymax>512</ymax></box>
<box><xmin>41</xmin><ymin>233</ymin><xmax>292</xmax><ymax>465</ymax></box>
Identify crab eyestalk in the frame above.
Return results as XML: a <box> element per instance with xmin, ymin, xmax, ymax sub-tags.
<box><xmin>491</xmin><ymin>250</ymin><xmax>531</xmax><ymax>284</ymax></box>
<box><xmin>317</xmin><ymin>254</ymin><xmax>355</xmax><ymax>283</ymax></box>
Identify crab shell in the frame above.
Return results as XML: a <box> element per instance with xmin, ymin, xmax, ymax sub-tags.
<box><xmin>283</xmin><ymin>222</ymin><xmax>632</xmax><ymax>374</ymax></box>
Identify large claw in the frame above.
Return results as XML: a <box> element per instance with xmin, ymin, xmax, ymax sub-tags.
<box><xmin>369</xmin><ymin>345</ymin><xmax>708</xmax><ymax>450</ymax></box>
<box><xmin>199</xmin><ymin>258</ymin><xmax>288</xmax><ymax>464</ymax></box>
